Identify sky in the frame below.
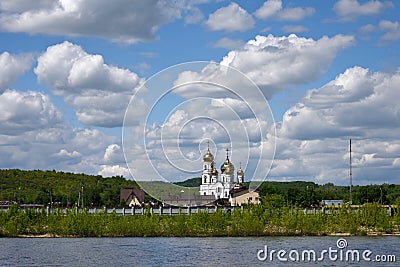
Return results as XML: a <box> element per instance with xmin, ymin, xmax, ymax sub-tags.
<box><xmin>0</xmin><ymin>0</ymin><xmax>399</xmax><ymax>187</ymax></box>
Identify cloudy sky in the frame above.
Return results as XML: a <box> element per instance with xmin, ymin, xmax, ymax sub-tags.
<box><xmin>0</xmin><ymin>0</ymin><xmax>399</xmax><ymax>186</ymax></box>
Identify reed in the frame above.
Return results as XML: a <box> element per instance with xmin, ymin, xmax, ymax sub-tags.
<box><xmin>0</xmin><ymin>203</ymin><xmax>398</xmax><ymax>237</ymax></box>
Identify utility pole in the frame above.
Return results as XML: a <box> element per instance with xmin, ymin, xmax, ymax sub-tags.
<box><xmin>349</xmin><ymin>139</ymin><xmax>352</xmax><ymax>205</ymax></box>
<box><xmin>50</xmin><ymin>188</ymin><xmax>53</xmax><ymax>209</ymax></box>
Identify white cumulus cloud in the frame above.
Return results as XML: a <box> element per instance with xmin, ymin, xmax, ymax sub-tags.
<box><xmin>103</xmin><ymin>144</ymin><xmax>124</xmax><ymax>164</ymax></box>
<box><xmin>174</xmin><ymin>34</ymin><xmax>355</xmax><ymax>99</ymax></box>
<box><xmin>379</xmin><ymin>20</ymin><xmax>400</xmax><ymax>42</ymax></box>
<box><xmin>35</xmin><ymin>41</ymin><xmax>141</xmax><ymax>94</ymax></box>
<box><xmin>0</xmin><ymin>90</ymin><xmax>62</xmax><ymax>135</ymax></box>
<box><xmin>35</xmin><ymin>41</ymin><xmax>144</xmax><ymax>127</ymax></box>
<box><xmin>222</xmin><ymin>34</ymin><xmax>354</xmax><ymax>97</ymax></box>
<box><xmin>205</xmin><ymin>2</ymin><xmax>255</xmax><ymax>32</ymax></box>
<box><xmin>271</xmin><ymin>66</ymin><xmax>400</xmax><ymax>184</ymax></box>
<box><xmin>333</xmin><ymin>0</ymin><xmax>393</xmax><ymax>21</ymax></box>
<box><xmin>98</xmin><ymin>165</ymin><xmax>130</xmax><ymax>178</ymax></box>
<box><xmin>0</xmin><ymin>52</ymin><xmax>34</xmax><ymax>93</ymax></box>
<box><xmin>0</xmin><ymin>105</ymin><xmax>119</xmax><ymax>174</ymax></box>
<box><xmin>255</xmin><ymin>0</ymin><xmax>314</xmax><ymax>21</ymax></box>
<box><xmin>0</xmin><ymin>0</ymin><xmax>185</xmax><ymax>43</ymax></box>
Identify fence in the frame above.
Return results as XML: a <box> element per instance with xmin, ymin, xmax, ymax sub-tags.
<box><xmin>0</xmin><ymin>204</ymin><xmax>395</xmax><ymax>216</ymax></box>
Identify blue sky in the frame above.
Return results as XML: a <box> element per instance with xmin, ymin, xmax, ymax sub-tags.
<box><xmin>0</xmin><ymin>0</ymin><xmax>399</xmax><ymax>186</ymax></box>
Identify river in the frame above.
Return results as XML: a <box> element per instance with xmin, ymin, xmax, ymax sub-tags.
<box><xmin>0</xmin><ymin>236</ymin><xmax>399</xmax><ymax>266</ymax></box>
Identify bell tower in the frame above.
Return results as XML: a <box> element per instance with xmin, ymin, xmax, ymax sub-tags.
<box><xmin>202</xmin><ymin>141</ymin><xmax>213</xmax><ymax>184</ymax></box>
<box><xmin>200</xmin><ymin>141</ymin><xmax>215</xmax><ymax>196</ymax></box>
<box><xmin>237</xmin><ymin>163</ymin><xmax>244</xmax><ymax>184</ymax></box>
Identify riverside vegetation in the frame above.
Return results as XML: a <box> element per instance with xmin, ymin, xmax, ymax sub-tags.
<box><xmin>1</xmin><ymin>201</ymin><xmax>400</xmax><ymax>237</ymax></box>
<box><xmin>1</xmin><ymin>169</ymin><xmax>400</xmax><ymax>237</ymax></box>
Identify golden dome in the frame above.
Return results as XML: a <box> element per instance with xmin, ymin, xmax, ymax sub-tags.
<box><xmin>220</xmin><ymin>148</ymin><xmax>234</xmax><ymax>174</ymax></box>
<box><xmin>203</xmin><ymin>149</ymin><xmax>214</xmax><ymax>162</ymax></box>
<box><xmin>225</xmin><ymin>163</ymin><xmax>234</xmax><ymax>174</ymax></box>
<box><xmin>203</xmin><ymin>141</ymin><xmax>214</xmax><ymax>162</ymax></box>
<box><xmin>220</xmin><ymin>158</ymin><xmax>228</xmax><ymax>173</ymax></box>
<box><xmin>221</xmin><ymin>158</ymin><xmax>234</xmax><ymax>174</ymax></box>
<box><xmin>237</xmin><ymin>166</ymin><xmax>244</xmax><ymax>176</ymax></box>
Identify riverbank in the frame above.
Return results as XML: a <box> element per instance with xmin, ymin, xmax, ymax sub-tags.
<box><xmin>10</xmin><ymin>231</ymin><xmax>400</xmax><ymax>238</ymax></box>
<box><xmin>12</xmin><ymin>232</ymin><xmax>400</xmax><ymax>238</ymax></box>
<box><xmin>1</xmin><ymin>203</ymin><xmax>399</xmax><ymax>238</ymax></box>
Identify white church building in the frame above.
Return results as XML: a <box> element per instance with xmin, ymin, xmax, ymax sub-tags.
<box><xmin>199</xmin><ymin>144</ymin><xmax>244</xmax><ymax>199</ymax></box>
<box><xmin>162</xmin><ymin>144</ymin><xmax>260</xmax><ymax>207</ymax></box>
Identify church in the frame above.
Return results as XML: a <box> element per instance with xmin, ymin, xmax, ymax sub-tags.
<box><xmin>199</xmin><ymin>144</ymin><xmax>245</xmax><ymax>199</ymax></box>
<box><xmin>162</xmin><ymin>143</ymin><xmax>260</xmax><ymax>207</ymax></box>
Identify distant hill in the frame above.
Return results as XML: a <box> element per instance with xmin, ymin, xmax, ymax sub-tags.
<box><xmin>174</xmin><ymin>177</ymin><xmax>201</xmax><ymax>187</ymax></box>
<box><xmin>138</xmin><ymin>181</ymin><xmax>200</xmax><ymax>199</ymax></box>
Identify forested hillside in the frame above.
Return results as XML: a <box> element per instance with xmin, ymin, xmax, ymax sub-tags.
<box><xmin>0</xmin><ymin>169</ymin><xmax>139</xmax><ymax>207</ymax></box>
<box><xmin>1</xmin><ymin>169</ymin><xmax>400</xmax><ymax>207</ymax></box>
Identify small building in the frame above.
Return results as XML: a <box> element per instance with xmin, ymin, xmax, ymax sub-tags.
<box><xmin>120</xmin><ymin>188</ymin><xmax>145</xmax><ymax>207</ymax></box>
<box><xmin>321</xmin><ymin>199</ymin><xmax>343</xmax><ymax>208</ymax></box>
<box><xmin>230</xmin><ymin>188</ymin><xmax>260</xmax><ymax>206</ymax></box>
<box><xmin>162</xmin><ymin>194</ymin><xmax>216</xmax><ymax>207</ymax></box>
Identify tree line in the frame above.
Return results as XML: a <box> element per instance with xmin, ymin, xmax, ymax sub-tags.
<box><xmin>178</xmin><ymin>178</ymin><xmax>400</xmax><ymax>206</ymax></box>
<box><xmin>1</xmin><ymin>169</ymin><xmax>400</xmax><ymax>207</ymax></box>
<box><xmin>258</xmin><ymin>181</ymin><xmax>400</xmax><ymax>206</ymax></box>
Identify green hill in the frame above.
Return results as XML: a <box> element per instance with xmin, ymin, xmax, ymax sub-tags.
<box><xmin>0</xmin><ymin>169</ymin><xmax>139</xmax><ymax>207</ymax></box>
<box><xmin>174</xmin><ymin>177</ymin><xmax>201</xmax><ymax>187</ymax></box>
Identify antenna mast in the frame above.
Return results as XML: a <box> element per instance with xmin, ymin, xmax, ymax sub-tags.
<box><xmin>349</xmin><ymin>139</ymin><xmax>352</xmax><ymax>205</ymax></box>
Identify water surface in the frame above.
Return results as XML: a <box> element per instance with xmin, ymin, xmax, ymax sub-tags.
<box><xmin>0</xmin><ymin>236</ymin><xmax>398</xmax><ymax>266</ymax></box>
